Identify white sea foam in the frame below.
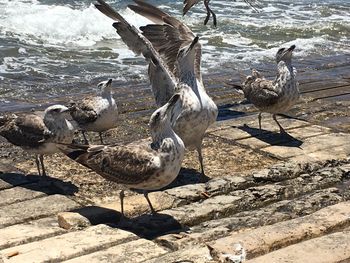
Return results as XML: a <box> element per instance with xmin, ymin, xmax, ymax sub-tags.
<box><xmin>0</xmin><ymin>0</ymin><xmax>349</xmax><ymax>101</ymax></box>
<box><xmin>0</xmin><ymin>0</ymin><xmax>151</xmax><ymax>47</ymax></box>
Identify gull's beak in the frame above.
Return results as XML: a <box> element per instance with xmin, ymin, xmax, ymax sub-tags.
<box><xmin>59</xmin><ymin>107</ymin><xmax>70</xmax><ymax>113</ymax></box>
<box><xmin>106</xmin><ymin>79</ymin><xmax>113</xmax><ymax>86</ymax></box>
<box><xmin>189</xmin><ymin>36</ymin><xmax>199</xmax><ymax>51</ymax></box>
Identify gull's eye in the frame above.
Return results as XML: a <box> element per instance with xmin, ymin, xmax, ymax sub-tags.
<box><xmin>155</xmin><ymin>112</ymin><xmax>161</xmax><ymax>120</ymax></box>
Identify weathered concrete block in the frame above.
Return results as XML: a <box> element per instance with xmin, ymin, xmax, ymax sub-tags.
<box><xmin>263</xmin><ymin>133</ymin><xmax>350</xmax><ymax>159</ymax></box>
<box><xmin>156</xmin><ymin>188</ymin><xmax>343</xmax><ymax>251</ymax></box>
<box><xmin>246</xmin><ymin>230</ymin><xmax>350</xmax><ymax>263</ymax></box>
<box><xmin>0</xmin><ymin>217</ymin><xmax>66</xmax><ymax>250</ymax></box>
<box><xmin>0</xmin><ymin>185</ymin><xmax>46</xmax><ymax>207</ymax></box>
<box><xmin>0</xmin><ymin>225</ymin><xmax>137</xmax><ymax>263</ymax></box>
<box><xmin>208</xmin><ymin>202</ymin><xmax>350</xmax><ymax>260</ymax></box>
<box><xmin>143</xmin><ymin>245</ymin><xmax>214</xmax><ymax>263</ymax></box>
<box><xmin>252</xmin><ymin>162</ymin><xmax>302</xmax><ymax>182</ymax></box>
<box><xmin>65</xmin><ymin>239</ymin><xmax>168</xmax><ymax>263</ymax></box>
<box><xmin>57</xmin><ymin>212</ymin><xmax>91</xmax><ymax>230</ymax></box>
<box><xmin>163</xmin><ymin>195</ymin><xmax>243</xmax><ymax>226</ymax></box>
<box><xmin>0</xmin><ymin>195</ymin><xmax>81</xmax><ymax>228</ymax></box>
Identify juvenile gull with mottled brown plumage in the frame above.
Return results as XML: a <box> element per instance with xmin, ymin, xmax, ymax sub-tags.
<box><xmin>0</xmin><ymin>105</ymin><xmax>76</xmax><ymax>176</ymax></box>
<box><xmin>69</xmin><ymin>79</ymin><xmax>118</xmax><ymax>144</ymax></box>
<box><xmin>58</xmin><ymin>94</ymin><xmax>184</xmax><ymax>216</ymax></box>
<box><xmin>241</xmin><ymin>45</ymin><xmax>299</xmax><ymax>134</ymax></box>
<box><xmin>95</xmin><ymin>0</ymin><xmax>218</xmax><ymax>180</ymax></box>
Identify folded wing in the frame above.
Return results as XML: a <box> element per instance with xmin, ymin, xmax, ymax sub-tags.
<box><xmin>243</xmin><ymin>78</ymin><xmax>280</xmax><ymax>108</ymax></box>
<box><xmin>59</xmin><ymin>143</ymin><xmax>160</xmax><ymax>185</ymax></box>
<box><xmin>0</xmin><ymin>115</ymin><xmax>53</xmax><ymax>148</ymax></box>
<box><xmin>69</xmin><ymin>98</ymin><xmax>98</xmax><ymax>126</ymax></box>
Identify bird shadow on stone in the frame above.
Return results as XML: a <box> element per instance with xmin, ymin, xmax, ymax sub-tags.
<box><xmin>129</xmin><ymin>168</ymin><xmax>208</xmax><ymax>196</ymax></box>
<box><xmin>75</xmin><ymin>206</ymin><xmax>187</xmax><ymax>240</ymax></box>
<box><xmin>167</xmin><ymin>167</ymin><xmax>210</xmax><ymax>188</ymax></box>
<box><xmin>237</xmin><ymin>124</ymin><xmax>304</xmax><ymax>148</ymax></box>
<box><xmin>216</xmin><ymin>104</ymin><xmax>246</xmax><ymax>121</ymax></box>
<box><xmin>116</xmin><ymin>212</ymin><xmax>188</xmax><ymax>239</ymax></box>
<box><xmin>0</xmin><ymin>172</ymin><xmax>78</xmax><ymax>196</ymax></box>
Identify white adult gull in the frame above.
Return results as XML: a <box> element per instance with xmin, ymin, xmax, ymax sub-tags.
<box><xmin>240</xmin><ymin>45</ymin><xmax>299</xmax><ymax>134</ymax></box>
<box><xmin>0</xmin><ymin>105</ymin><xmax>76</xmax><ymax>176</ymax></box>
<box><xmin>58</xmin><ymin>94</ymin><xmax>184</xmax><ymax>215</ymax></box>
<box><xmin>69</xmin><ymin>79</ymin><xmax>118</xmax><ymax>144</ymax></box>
<box><xmin>95</xmin><ymin>0</ymin><xmax>218</xmax><ymax>179</ymax></box>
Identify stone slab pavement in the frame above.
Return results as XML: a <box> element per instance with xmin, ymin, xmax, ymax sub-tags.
<box><xmin>1</xmin><ymin>113</ymin><xmax>350</xmax><ymax>262</ymax></box>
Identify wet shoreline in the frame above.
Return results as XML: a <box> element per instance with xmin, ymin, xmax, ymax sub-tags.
<box><xmin>1</xmin><ymin>53</ymin><xmax>349</xmax><ymax>114</ymax></box>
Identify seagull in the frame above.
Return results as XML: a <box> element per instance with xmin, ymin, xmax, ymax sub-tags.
<box><xmin>69</xmin><ymin>79</ymin><xmax>118</xmax><ymax>144</ymax></box>
<box><xmin>240</xmin><ymin>45</ymin><xmax>299</xmax><ymax>134</ymax></box>
<box><xmin>0</xmin><ymin>105</ymin><xmax>76</xmax><ymax>176</ymax></box>
<box><xmin>183</xmin><ymin>0</ymin><xmax>217</xmax><ymax>26</ymax></box>
<box><xmin>58</xmin><ymin>93</ymin><xmax>185</xmax><ymax>216</ymax></box>
<box><xmin>95</xmin><ymin>0</ymin><xmax>218</xmax><ymax>179</ymax></box>
<box><xmin>183</xmin><ymin>0</ymin><xmax>260</xmax><ymax>26</ymax></box>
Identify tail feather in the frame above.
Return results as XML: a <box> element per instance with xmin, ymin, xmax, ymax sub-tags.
<box><xmin>57</xmin><ymin>143</ymin><xmax>88</xmax><ymax>162</ymax></box>
<box><xmin>225</xmin><ymin>82</ymin><xmax>244</xmax><ymax>94</ymax></box>
<box><xmin>57</xmin><ymin>143</ymin><xmax>104</xmax><ymax>169</ymax></box>
<box><xmin>225</xmin><ymin>82</ymin><xmax>243</xmax><ymax>90</ymax></box>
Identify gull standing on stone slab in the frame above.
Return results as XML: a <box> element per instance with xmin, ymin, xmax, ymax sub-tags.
<box><xmin>58</xmin><ymin>94</ymin><xmax>185</xmax><ymax>216</ymax></box>
<box><xmin>239</xmin><ymin>45</ymin><xmax>299</xmax><ymax>135</ymax></box>
<box><xmin>0</xmin><ymin>105</ymin><xmax>76</xmax><ymax>176</ymax></box>
<box><xmin>69</xmin><ymin>79</ymin><xmax>118</xmax><ymax>145</ymax></box>
<box><xmin>95</xmin><ymin>0</ymin><xmax>218</xmax><ymax>180</ymax></box>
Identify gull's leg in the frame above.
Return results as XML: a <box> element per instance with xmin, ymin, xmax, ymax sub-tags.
<box><xmin>99</xmin><ymin>132</ymin><xmax>104</xmax><ymax>144</ymax></box>
<box><xmin>258</xmin><ymin>112</ymin><xmax>262</xmax><ymax>133</ymax></box>
<box><xmin>82</xmin><ymin>131</ymin><xmax>89</xmax><ymax>145</ymax></box>
<box><xmin>273</xmin><ymin>114</ymin><xmax>287</xmax><ymax>134</ymax></box>
<box><xmin>211</xmin><ymin>9</ymin><xmax>217</xmax><ymax>27</ymax></box>
<box><xmin>35</xmin><ymin>155</ymin><xmax>41</xmax><ymax>176</ymax></box>
<box><xmin>143</xmin><ymin>191</ymin><xmax>156</xmax><ymax>215</ymax></box>
<box><xmin>203</xmin><ymin>0</ymin><xmax>211</xmax><ymax>25</ymax></box>
<box><xmin>119</xmin><ymin>190</ymin><xmax>125</xmax><ymax>217</ymax></box>
<box><xmin>197</xmin><ymin>145</ymin><xmax>208</xmax><ymax>182</ymax></box>
<box><xmin>207</xmin><ymin>0</ymin><xmax>217</xmax><ymax>27</ymax></box>
<box><xmin>39</xmin><ymin>154</ymin><xmax>47</xmax><ymax>176</ymax></box>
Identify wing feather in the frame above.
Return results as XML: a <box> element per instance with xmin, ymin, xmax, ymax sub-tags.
<box><xmin>95</xmin><ymin>0</ymin><xmax>177</xmax><ymax>106</ymax></box>
<box><xmin>129</xmin><ymin>1</ymin><xmax>202</xmax><ymax>81</ymax></box>
<box><xmin>183</xmin><ymin>0</ymin><xmax>201</xmax><ymax>15</ymax></box>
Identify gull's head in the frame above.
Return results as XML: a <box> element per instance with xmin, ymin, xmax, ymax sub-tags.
<box><xmin>44</xmin><ymin>104</ymin><xmax>71</xmax><ymax>120</ymax></box>
<box><xmin>149</xmin><ymin>93</ymin><xmax>181</xmax><ymax>135</ymax></box>
<box><xmin>97</xmin><ymin>78</ymin><xmax>113</xmax><ymax>95</ymax></box>
<box><xmin>276</xmin><ymin>45</ymin><xmax>296</xmax><ymax>64</ymax></box>
<box><xmin>176</xmin><ymin>36</ymin><xmax>199</xmax><ymax>68</ymax></box>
